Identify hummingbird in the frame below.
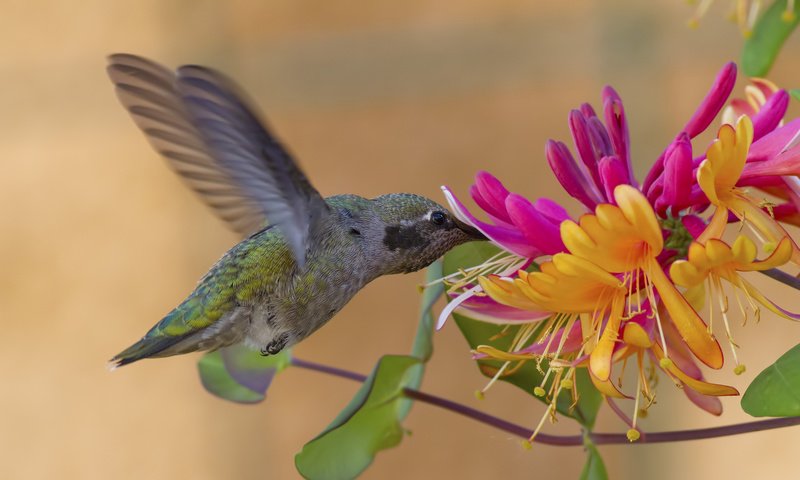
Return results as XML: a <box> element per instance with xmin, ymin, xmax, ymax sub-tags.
<box><xmin>107</xmin><ymin>54</ymin><xmax>485</xmax><ymax>367</ymax></box>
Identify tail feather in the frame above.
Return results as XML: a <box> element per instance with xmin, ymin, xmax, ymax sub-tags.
<box><xmin>110</xmin><ymin>334</ymin><xmax>189</xmax><ymax>368</ymax></box>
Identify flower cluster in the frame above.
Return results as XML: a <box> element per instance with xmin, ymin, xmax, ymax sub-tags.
<box><xmin>438</xmin><ymin>63</ymin><xmax>800</xmax><ymax>442</ymax></box>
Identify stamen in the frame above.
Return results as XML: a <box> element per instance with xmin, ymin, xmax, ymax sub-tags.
<box><xmin>644</xmin><ymin>263</ymin><xmax>670</xmax><ymax>360</ymax></box>
<box><xmin>707</xmin><ymin>276</ymin><xmax>715</xmax><ymax>334</ymax></box>
<box><xmin>688</xmin><ymin>0</ymin><xmax>715</xmax><ymax>28</ymax></box>
<box><xmin>744</xmin><ymin>0</ymin><xmax>762</xmax><ymax>37</ymax></box>
<box><xmin>527</xmin><ymin>403</ymin><xmax>556</xmax><ymax>445</ymax></box>
<box><xmin>783</xmin><ymin>0</ymin><xmax>796</xmax><ymax>21</ymax></box>
<box><xmin>479</xmin><ymin>361</ymin><xmax>510</xmax><ymax>395</ymax></box>
<box><xmin>713</xmin><ymin>276</ymin><xmax>742</xmax><ymax>368</ymax></box>
<box><xmin>631</xmin><ymin>371</ymin><xmax>643</xmax><ymax>433</ymax></box>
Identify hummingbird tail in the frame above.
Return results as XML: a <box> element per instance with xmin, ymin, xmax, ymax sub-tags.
<box><xmin>109</xmin><ymin>335</ymin><xmax>189</xmax><ymax>368</ymax></box>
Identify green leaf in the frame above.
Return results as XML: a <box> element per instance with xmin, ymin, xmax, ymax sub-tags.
<box><xmin>742</xmin><ymin>0</ymin><xmax>800</xmax><ymax>77</ymax></box>
<box><xmin>197</xmin><ymin>345</ymin><xmax>291</xmax><ymax>404</ymax></box>
<box><xmin>295</xmin><ymin>355</ymin><xmax>421</xmax><ymax>480</ymax></box>
<box><xmin>442</xmin><ymin>241</ymin><xmax>501</xmax><ymax>275</ymax></box>
<box><xmin>742</xmin><ymin>343</ymin><xmax>800</xmax><ymax>417</ymax></box>
<box><xmin>441</xmin><ymin>243</ymin><xmax>602</xmax><ymax>428</ymax></box>
<box><xmin>579</xmin><ymin>439</ymin><xmax>609</xmax><ymax>480</ymax></box>
<box><xmin>790</xmin><ymin>89</ymin><xmax>800</xmax><ymax>102</ymax></box>
<box><xmin>453</xmin><ymin>313</ymin><xmax>602</xmax><ymax>428</ymax></box>
<box><xmin>295</xmin><ymin>261</ymin><xmax>446</xmax><ymax>479</ymax></box>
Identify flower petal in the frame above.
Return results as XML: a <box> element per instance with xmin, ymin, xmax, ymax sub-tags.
<box><xmin>569</xmin><ymin>109</ymin><xmax>603</xmax><ymax>189</ymax></box>
<box><xmin>471</xmin><ymin>171</ymin><xmax>513</xmax><ymax>223</ymax></box>
<box><xmin>602</xmin><ymin>86</ymin><xmax>634</xmax><ymax>184</ymax></box>
<box><xmin>545</xmin><ymin>139</ymin><xmax>604</xmax><ymax>209</ymax></box>
<box><xmin>505</xmin><ymin>194</ymin><xmax>567</xmax><ymax>255</ymax></box>
<box><xmin>683</xmin><ymin>62</ymin><xmax>737</xmax><ymax>138</ymax></box>
<box><xmin>652</xmin><ymin>344</ymin><xmax>738</xmax><ymax>396</ymax></box>
<box><xmin>751</xmin><ymin>90</ymin><xmax>789</xmax><ymax>140</ymax></box>
<box><xmin>647</xmin><ymin>257</ymin><xmax>724</xmax><ymax>369</ymax></box>
<box><xmin>658</xmin><ymin>133</ymin><xmax>693</xmax><ymax>214</ymax></box>
<box><xmin>442</xmin><ymin>186</ymin><xmax>543</xmax><ymax>258</ymax></box>
<box><xmin>598</xmin><ymin>155</ymin><xmax>628</xmax><ymax>204</ymax></box>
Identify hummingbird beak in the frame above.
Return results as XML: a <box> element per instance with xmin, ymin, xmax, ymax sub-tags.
<box><xmin>453</xmin><ymin>218</ymin><xmax>486</xmax><ymax>241</ymax></box>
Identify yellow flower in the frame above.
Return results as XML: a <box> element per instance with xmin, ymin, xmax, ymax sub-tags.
<box><xmin>697</xmin><ymin>116</ymin><xmax>800</xmax><ymax>263</ymax></box>
<box><xmin>561</xmin><ymin>184</ymin><xmax>724</xmax><ymax>369</ymax></box>
<box><xmin>670</xmin><ymin>235</ymin><xmax>796</xmax><ymax>368</ymax></box>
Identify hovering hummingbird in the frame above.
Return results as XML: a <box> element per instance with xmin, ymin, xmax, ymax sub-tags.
<box><xmin>108</xmin><ymin>54</ymin><xmax>485</xmax><ymax>367</ymax></box>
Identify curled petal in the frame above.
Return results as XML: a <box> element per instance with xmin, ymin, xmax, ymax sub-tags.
<box><xmin>436</xmin><ymin>285</ymin><xmax>481</xmax><ymax>330</ymax></box>
<box><xmin>657</xmin><ymin>134</ymin><xmax>693</xmax><ymax>214</ymax></box>
<box><xmin>505</xmin><ymin>194</ymin><xmax>567</xmax><ymax>255</ymax></box>
<box><xmin>684</xmin><ymin>388</ymin><xmax>723</xmax><ymax>415</ymax></box>
<box><xmin>602</xmin><ymin>86</ymin><xmax>634</xmax><ymax>183</ymax></box>
<box><xmin>614</xmin><ymin>185</ymin><xmax>664</xmax><ymax>253</ymax></box>
<box><xmin>745</xmin><ymin>118</ymin><xmax>800</xmax><ymax>163</ymax></box>
<box><xmin>589</xmin><ymin>368</ymin><xmax>631</xmax><ymax>399</ymax></box>
<box><xmin>589</xmin><ymin>296</ymin><xmax>625</xmax><ymax>381</ymax></box>
<box><xmin>569</xmin><ymin>110</ymin><xmax>603</xmax><ymax>189</ymax></box>
<box><xmin>743</xmin><ymin>145</ymin><xmax>800</xmax><ymax>178</ymax></box>
<box><xmin>545</xmin><ymin>139</ymin><xmax>603</xmax><ymax>209</ymax></box>
<box><xmin>652</xmin><ymin>344</ymin><xmax>738</xmax><ymax>396</ymax></box>
<box><xmin>683</xmin><ymin>62</ymin><xmax>737</xmax><ymax>138</ymax></box>
<box><xmin>478</xmin><ymin>275</ymin><xmax>544</xmax><ymax>311</ymax></box>
<box><xmin>598</xmin><ymin>156</ymin><xmax>628</xmax><ymax>204</ymax></box>
<box><xmin>648</xmin><ymin>257</ymin><xmax>724</xmax><ymax>369</ymax></box>
<box><xmin>751</xmin><ymin>90</ymin><xmax>789</xmax><ymax>141</ymax></box>
<box><xmin>442</xmin><ymin>186</ymin><xmax>543</xmax><ymax>258</ymax></box>
<box><xmin>622</xmin><ymin>322</ymin><xmax>652</xmax><ymax>348</ymax></box>
<box><xmin>471</xmin><ymin>171</ymin><xmax>512</xmax><ymax>223</ymax></box>
<box><xmin>454</xmin><ymin>295</ymin><xmax>550</xmax><ymax>324</ymax></box>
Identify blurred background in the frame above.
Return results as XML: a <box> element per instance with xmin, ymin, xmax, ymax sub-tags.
<box><xmin>3</xmin><ymin>0</ymin><xmax>800</xmax><ymax>478</ymax></box>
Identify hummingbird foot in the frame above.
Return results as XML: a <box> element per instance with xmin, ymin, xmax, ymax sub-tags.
<box><xmin>260</xmin><ymin>333</ymin><xmax>289</xmax><ymax>356</ymax></box>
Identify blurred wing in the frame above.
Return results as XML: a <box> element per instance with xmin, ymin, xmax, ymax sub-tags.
<box><xmin>107</xmin><ymin>54</ymin><xmax>329</xmax><ymax>266</ymax></box>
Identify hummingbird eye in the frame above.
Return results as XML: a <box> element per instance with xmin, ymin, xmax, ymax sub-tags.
<box><xmin>430</xmin><ymin>211</ymin><xmax>447</xmax><ymax>226</ymax></box>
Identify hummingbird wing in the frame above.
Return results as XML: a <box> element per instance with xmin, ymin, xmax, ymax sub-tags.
<box><xmin>106</xmin><ymin>54</ymin><xmax>330</xmax><ymax>267</ymax></box>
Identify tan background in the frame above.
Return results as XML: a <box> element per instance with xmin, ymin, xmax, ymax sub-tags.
<box><xmin>3</xmin><ymin>1</ymin><xmax>800</xmax><ymax>478</ymax></box>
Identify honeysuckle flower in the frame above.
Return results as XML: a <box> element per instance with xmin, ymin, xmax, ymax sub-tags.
<box><xmin>562</xmin><ymin>184</ymin><xmax>724</xmax><ymax>368</ymax></box>
<box><xmin>670</xmin><ymin>236</ymin><xmax>800</xmax><ymax>343</ymax></box>
<box><xmin>453</xmin><ymin>293</ymin><xmax>550</xmax><ymax>324</ymax></box>
<box><xmin>442</xmin><ymin>171</ymin><xmax>569</xmax><ymax>259</ymax></box>
<box><xmin>545</xmin><ymin>87</ymin><xmax>637</xmax><ymax>210</ymax></box>
<box><xmin>435</xmin><ymin>61</ymin><xmax>800</xmax><ymax>444</ymax></box>
<box><xmin>722</xmin><ymin>78</ymin><xmax>786</xmax><ymax>135</ymax></box>
<box><xmin>696</xmin><ymin>116</ymin><xmax>800</xmax><ymax>264</ymax></box>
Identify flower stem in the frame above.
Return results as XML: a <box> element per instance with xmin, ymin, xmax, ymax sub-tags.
<box><xmin>290</xmin><ymin>357</ymin><xmax>800</xmax><ymax>446</ymax></box>
<box><xmin>760</xmin><ymin>268</ymin><xmax>800</xmax><ymax>290</ymax></box>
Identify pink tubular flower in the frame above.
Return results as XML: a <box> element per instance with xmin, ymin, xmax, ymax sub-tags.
<box><xmin>437</xmin><ymin>62</ymin><xmax>800</xmax><ymax>436</ymax></box>
<box><xmin>442</xmin><ymin>171</ymin><xmax>568</xmax><ymax>258</ymax></box>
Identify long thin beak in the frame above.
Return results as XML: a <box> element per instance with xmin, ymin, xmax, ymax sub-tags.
<box><xmin>454</xmin><ymin>218</ymin><xmax>486</xmax><ymax>241</ymax></box>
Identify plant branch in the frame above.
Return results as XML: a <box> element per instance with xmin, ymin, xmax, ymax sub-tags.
<box><xmin>760</xmin><ymin>268</ymin><xmax>800</xmax><ymax>290</ymax></box>
<box><xmin>291</xmin><ymin>357</ymin><xmax>800</xmax><ymax>446</ymax></box>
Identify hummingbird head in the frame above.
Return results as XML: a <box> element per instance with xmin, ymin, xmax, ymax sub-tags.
<box><xmin>368</xmin><ymin>193</ymin><xmax>486</xmax><ymax>275</ymax></box>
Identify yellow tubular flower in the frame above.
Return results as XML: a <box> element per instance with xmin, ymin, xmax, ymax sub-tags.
<box><xmin>670</xmin><ymin>236</ymin><xmax>796</xmax><ymax>369</ymax></box>
<box><xmin>697</xmin><ymin>116</ymin><xmax>800</xmax><ymax>263</ymax></box>
<box><xmin>513</xmin><ymin>254</ymin><xmax>627</xmax><ymax>382</ymax></box>
<box><xmin>478</xmin><ymin>275</ymin><xmax>545</xmax><ymax>311</ymax></box>
<box><xmin>562</xmin><ymin>185</ymin><xmax>724</xmax><ymax>369</ymax></box>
